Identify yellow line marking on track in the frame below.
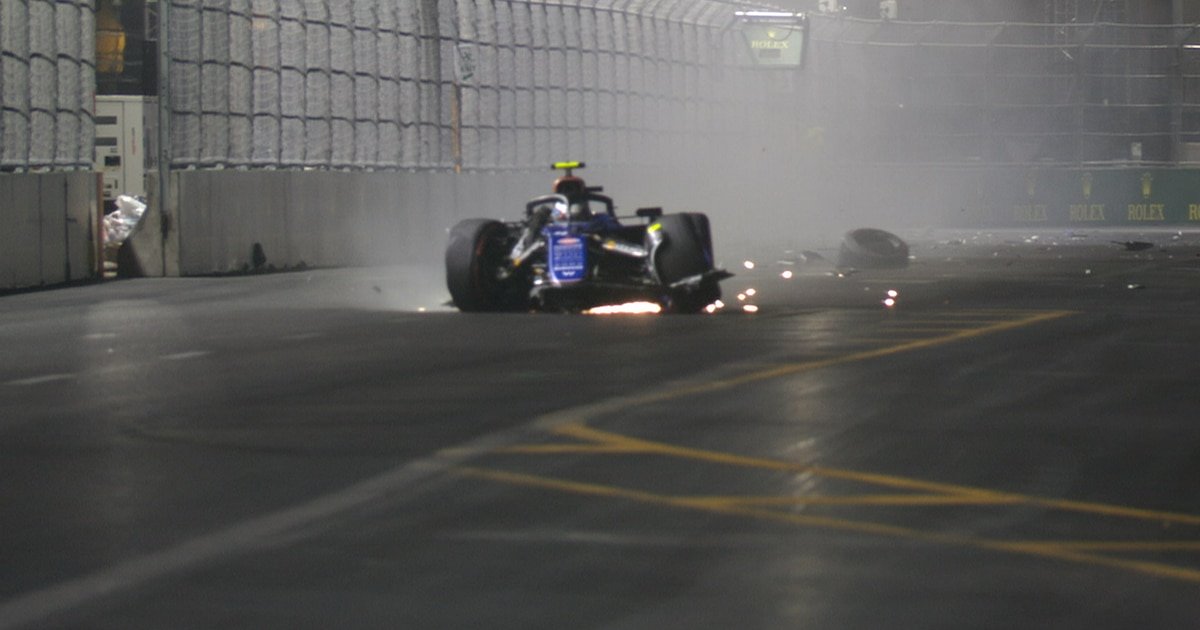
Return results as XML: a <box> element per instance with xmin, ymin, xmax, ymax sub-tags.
<box><xmin>0</xmin><ymin>310</ymin><xmax>1091</xmax><ymax>627</ymax></box>
<box><xmin>883</xmin><ymin>327</ymin><xmax>979</xmax><ymax>333</ymax></box>
<box><xmin>936</xmin><ymin>310</ymin><xmax>1054</xmax><ymax>317</ymax></box>
<box><xmin>1009</xmin><ymin>541</ymin><xmax>1200</xmax><ymax>552</ymax></box>
<box><xmin>633</xmin><ymin>309</ymin><xmax>1075</xmax><ymax>408</ymax></box>
<box><xmin>546</xmin><ymin>424</ymin><xmax>1200</xmax><ymax>527</ymax></box>
<box><xmin>988</xmin><ymin>542</ymin><xmax>1200</xmax><ymax>583</ymax></box>
<box><xmin>883</xmin><ymin>320</ymin><xmax>1002</xmax><ymax>326</ymax></box>
<box><xmin>501</xmin><ymin>444</ymin><xmax>636</xmax><ymax>455</ymax></box>
<box><xmin>888</xmin><ymin>319</ymin><xmax>1010</xmax><ymax>324</ymax></box>
<box><xmin>552</xmin><ymin>425</ymin><xmax>993</xmax><ymax>498</ymax></box>
<box><xmin>697</xmin><ymin>494</ymin><xmax>1025</xmax><ymax>507</ymax></box>
<box><xmin>475</xmin><ymin>309</ymin><xmax>1200</xmax><ymax>583</ymax></box>
<box><xmin>458</xmin><ymin>467</ymin><xmax>1200</xmax><ymax>584</ymax></box>
<box><xmin>840</xmin><ymin>337</ymin><xmax>926</xmax><ymax>344</ymax></box>
<box><xmin>524</xmin><ymin>311</ymin><xmax>1076</xmax><ymax>417</ymax></box>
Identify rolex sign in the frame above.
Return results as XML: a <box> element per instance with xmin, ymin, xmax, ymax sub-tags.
<box><xmin>740</xmin><ymin>24</ymin><xmax>806</xmax><ymax>68</ymax></box>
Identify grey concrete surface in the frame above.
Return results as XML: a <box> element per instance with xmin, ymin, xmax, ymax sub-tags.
<box><xmin>168</xmin><ymin>170</ymin><xmax>565</xmax><ymax>275</ymax></box>
<box><xmin>0</xmin><ymin>172</ymin><xmax>98</xmax><ymax>290</ymax></box>
<box><xmin>2</xmin><ymin>233</ymin><xmax>1200</xmax><ymax>629</ymax></box>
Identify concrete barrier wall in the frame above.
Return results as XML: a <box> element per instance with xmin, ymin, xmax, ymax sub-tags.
<box><xmin>143</xmin><ymin>164</ymin><xmax>1200</xmax><ymax>279</ymax></box>
<box><xmin>169</xmin><ymin>170</ymin><xmax>551</xmax><ymax>274</ymax></box>
<box><xmin>0</xmin><ymin>173</ymin><xmax>98</xmax><ymax>290</ymax></box>
<box><xmin>156</xmin><ymin>165</ymin><xmax>978</xmax><ymax>276</ymax></box>
<box><xmin>167</xmin><ymin>166</ymin><xmax>668</xmax><ymax>275</ymax></box>
<box><xmin>10</xmin><ymin>164</ymin><xmax>1189</xmax><ymax>289</ymax></box>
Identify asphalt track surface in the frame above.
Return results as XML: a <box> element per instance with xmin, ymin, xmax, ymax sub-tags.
<box><xmin>3</xmin><ymin>230</ymin><xmax>1200</xmax><ymax>629</ymax></box>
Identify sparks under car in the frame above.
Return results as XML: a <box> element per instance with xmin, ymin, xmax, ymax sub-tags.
<box><xmin>445</xmin><ymin>162</ymin><xmax>731</xmax><ymax>313</ymax></box>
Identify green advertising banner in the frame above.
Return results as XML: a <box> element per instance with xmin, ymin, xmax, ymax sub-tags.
<box><xmin>983</xmin><ymin>168</ymin><xmax>1200</xmax><ymax>227</ymax></box>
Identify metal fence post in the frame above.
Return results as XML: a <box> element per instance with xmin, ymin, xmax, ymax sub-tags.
<box><xmin>1172</xmin><ymin>26</ymin><xmax>1183</xmax><ymax>163</ymax></box>
<box><xmin>157</xmin><ymin>0</ymin><xmax>172</xmax><ymax>274</ymax></box>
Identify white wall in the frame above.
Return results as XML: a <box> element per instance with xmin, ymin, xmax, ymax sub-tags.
<box><xmin>0</xmin><ymin>172</ymin><xmax>98</xmax><ymax>290</ymax></box>
<box><xmin>166</xmin><ymin>170</ymin><xmax>552</xmax><ymax>275</ymax></box>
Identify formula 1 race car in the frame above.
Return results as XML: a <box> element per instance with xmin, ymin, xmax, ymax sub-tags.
<box><xmin>446</xmin><ymin>162</ymin><xmax>730</xmax><ymax>313</ymax></box>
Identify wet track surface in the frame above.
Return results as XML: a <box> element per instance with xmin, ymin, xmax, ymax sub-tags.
<box><xmin>3</xmin><ymin>232</ymin><xmax>1200</xmax><ymax>628</ymax></box>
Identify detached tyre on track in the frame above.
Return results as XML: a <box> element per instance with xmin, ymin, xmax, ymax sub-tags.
<box><xmin>445</xmin><ymin>219</ymin><xmax>524</xmax><ymax>312</ymax></box>
<box><xmin>837</xmin><ymin>228</ymin><xmax>910</xmax><ymax>270</ymax></box>
<box><xmin>654</xmin><ymin>213</ymin><xmax>721</xmax><ymax>313</ymax></box>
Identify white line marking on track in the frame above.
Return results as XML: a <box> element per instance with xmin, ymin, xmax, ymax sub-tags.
<box><xmin>0</xmin><ymin>311</ymin><xmax>1066</xmax><ymax>629</ymax></box>
<box><xmin>4</xmin><ymin>374</ymin><xmax>76</xmax><ymax>387</ymax></box>
<box><xmin>441</xmin><ymin>529</ymin><xmax>782</xmax><ymax>549</ymax></box>
<box><xmin>0</xmin><ymin>363</ymin><xmax>762</xmax><ymax>629</ymax></box>
<box><xmin>159</xmin><ymin>351</ymin><xmax>211</xmax><ymax>361</ymax></box>
<box><xmin>0</xmin><ymin>449</ymin><xmax>490</xmax><ymax>630</ymax></box>
<box><xmin>280</xmin><ymin>332</ymin><xmax>323</xmax><ymax>341</ymax></box>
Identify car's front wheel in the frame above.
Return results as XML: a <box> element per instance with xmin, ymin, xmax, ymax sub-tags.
<box><xmin>445</xmin><ymin>219</ymin><xmax>524</xmax><ymax>312</ymax></box>
<box><xmin>653</xmin><ymin>212</ymin><xmax>721</xmax><ymax>314</ymax></box>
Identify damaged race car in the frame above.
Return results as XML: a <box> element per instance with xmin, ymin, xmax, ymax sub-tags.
<box><xmin>446</xmin><ymin>162</ymin><xmax>731</xmax><ymax>313</ymax></box>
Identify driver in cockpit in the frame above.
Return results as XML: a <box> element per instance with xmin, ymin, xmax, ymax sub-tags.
<box><xmin>553</xmin><ymin>173</ymin><xmax>591</xmax><ymax>221</ymax></box>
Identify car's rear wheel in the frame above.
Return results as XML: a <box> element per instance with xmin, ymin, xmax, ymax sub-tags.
<box><xmin>653</xmin><ymin>213</ymin><xmax>720</xmax><ymax>314</ymax></box>
<box><xmin>446</xmin><ymin>219</ymin><xmax>524</xmax><ymax>312</ymax></box>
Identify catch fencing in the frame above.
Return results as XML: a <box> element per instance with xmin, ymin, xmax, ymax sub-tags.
<box><xmin>804</xmin><ymin>16</ymin><xmax>1200</xmax><ymax>165</ymax></box>
<box><xmin>8</xmin><ymin>4</ymin><xmax>1200</xmax><ymax>172</ymax></box>
<box><xmin>0</xmin><ymin>0</ymin><xmax>95</xmax><ymax>170</ymax></box>
<box><xmin>167</xmin><ymin>0</ymin><xmax>774</xmax><ymax>171</ymax></box>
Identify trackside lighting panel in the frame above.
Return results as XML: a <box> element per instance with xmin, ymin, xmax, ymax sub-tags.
<box><xmin>94</xmin><ymin>96</ymin><xmax>158</xmax><ymax>213</ymax></box>
<box><xmin>734</xmin><ymin>11</ymin><xmax>800</xmax><ymax>19</ymax></box>
<box><xmin>734</xmin><ymin>11</ymin><xmax>809</xmax><ymax>69</ymax></box>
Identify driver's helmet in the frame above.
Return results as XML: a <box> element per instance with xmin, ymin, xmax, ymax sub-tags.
<box><xmin>553</xmin><ymin>176</ymin><xmax>591</xmax><ymax>220</ymax></box>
